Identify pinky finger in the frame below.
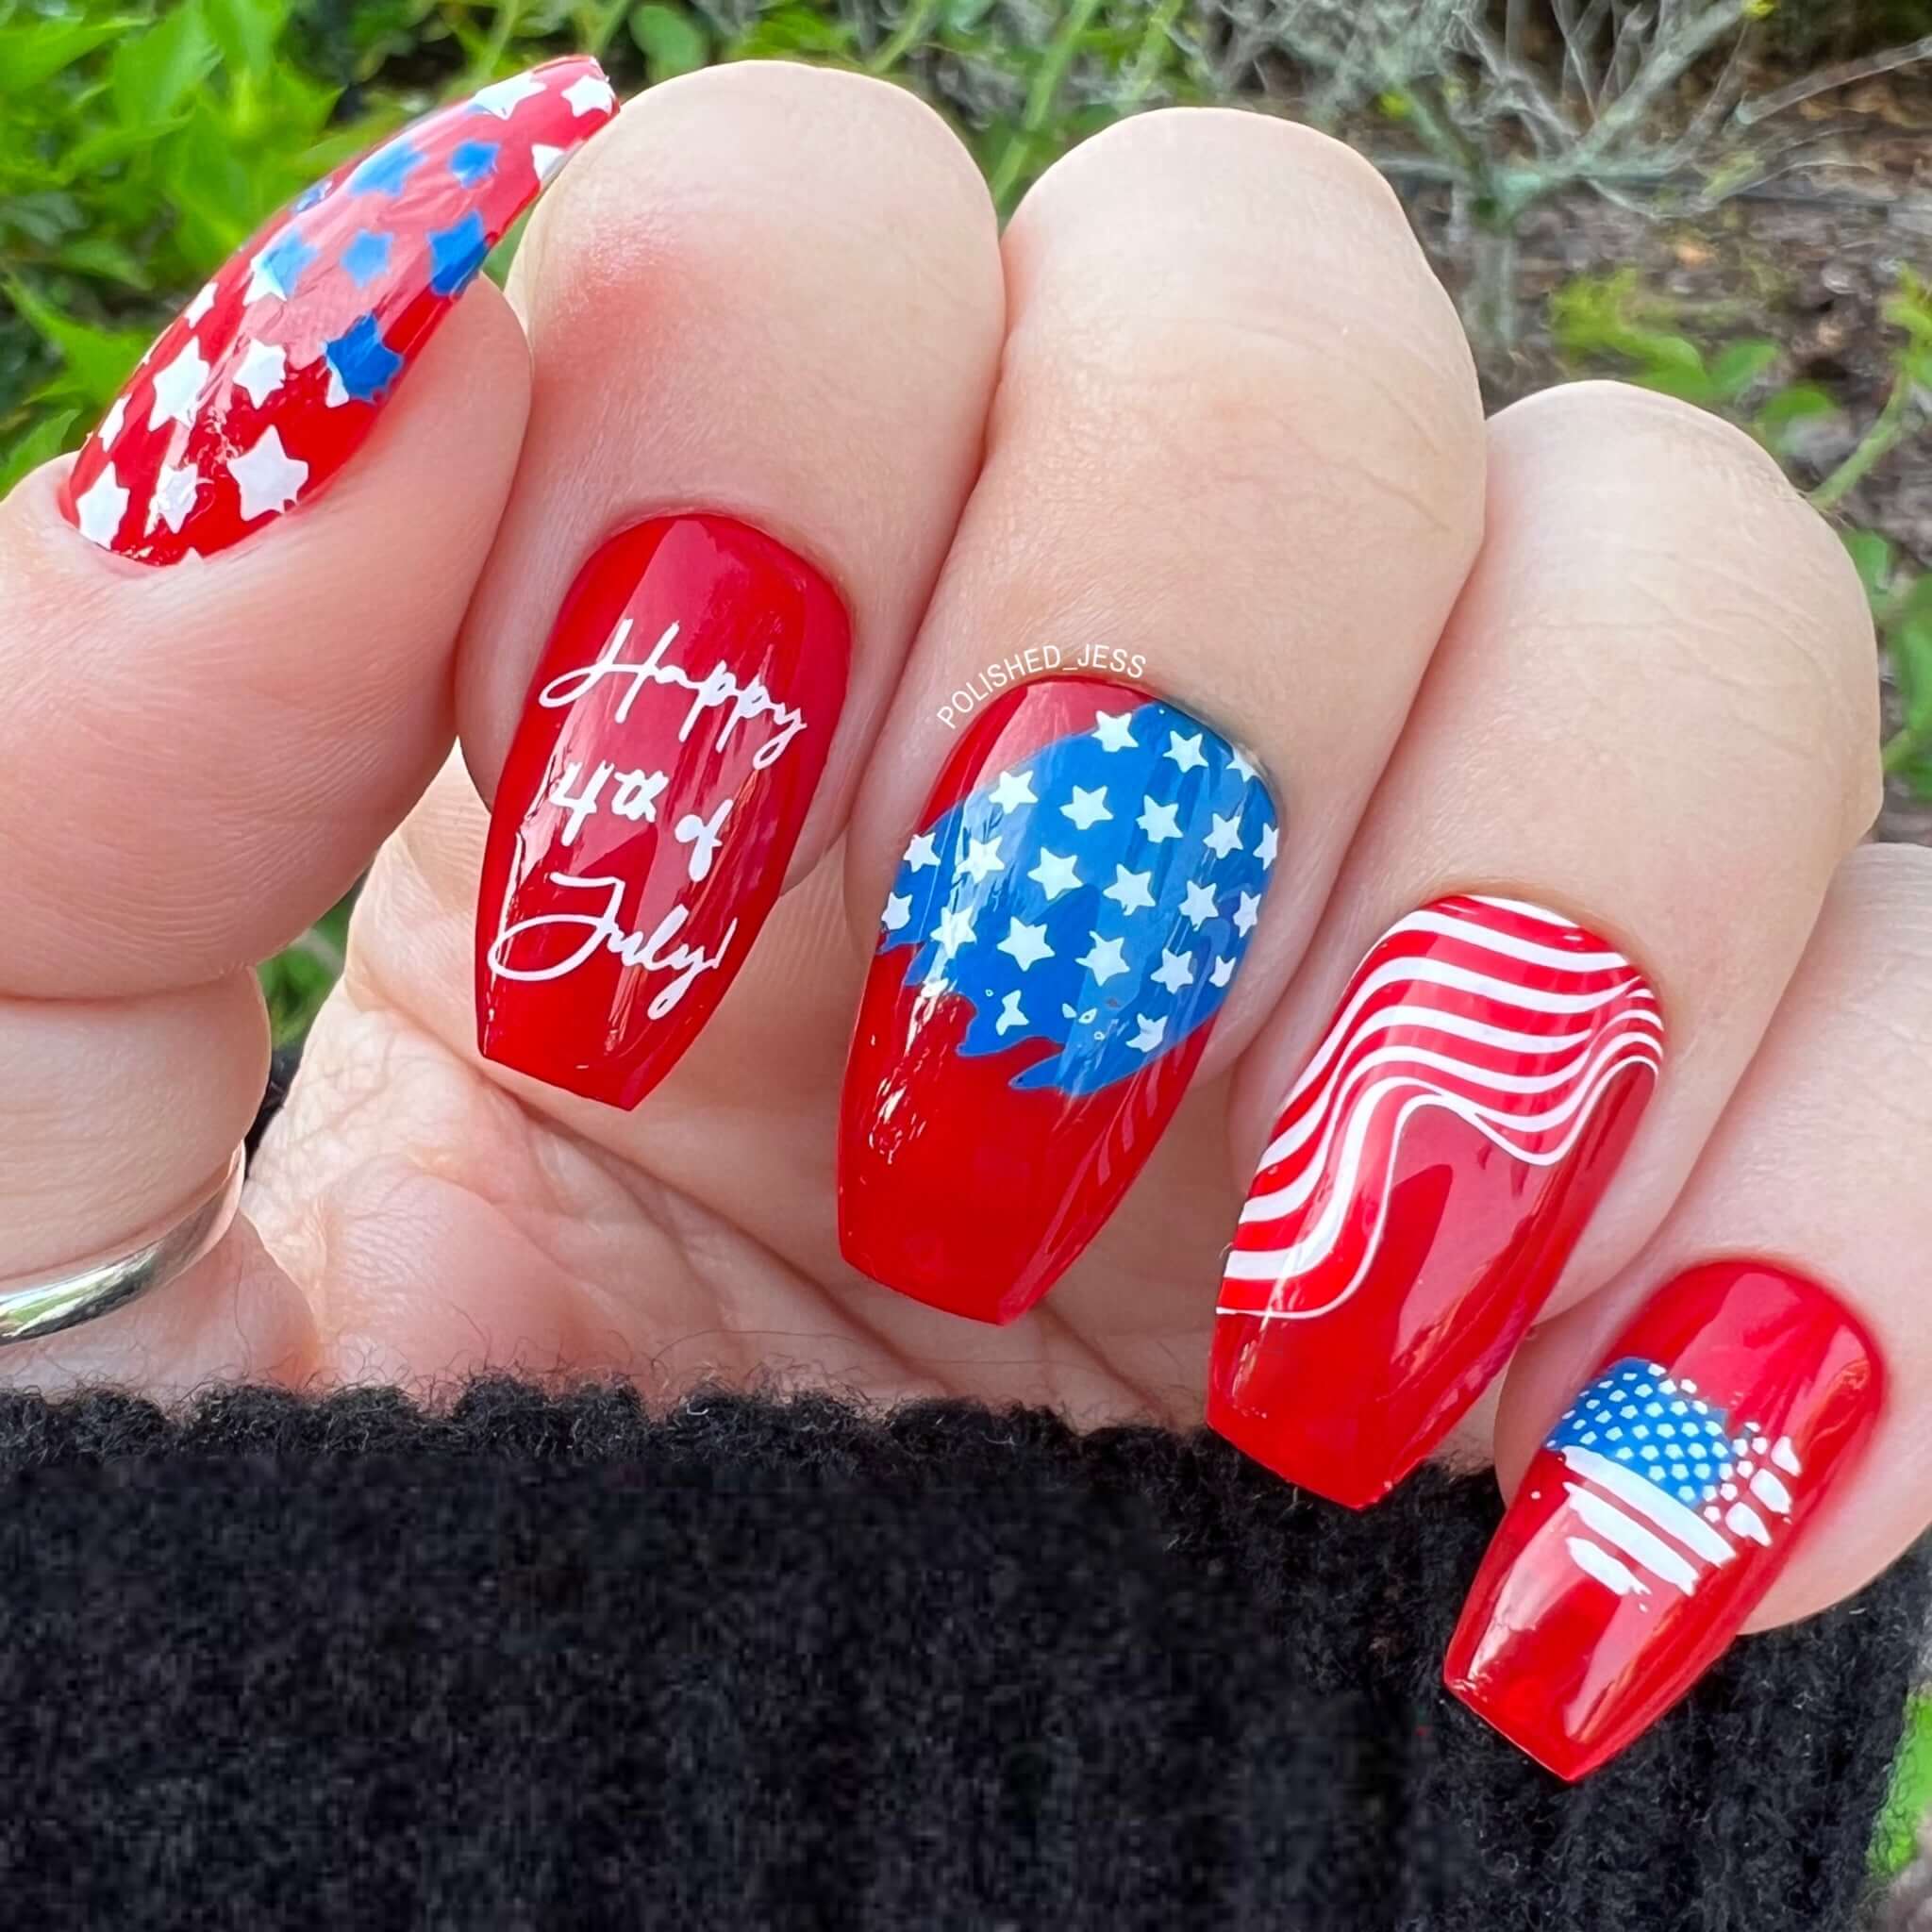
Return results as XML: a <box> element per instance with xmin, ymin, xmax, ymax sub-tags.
<box><xmin>1446</xmin><ymin>841</ymin><xmax>1932</xmax><ymax>1780</ymax></box>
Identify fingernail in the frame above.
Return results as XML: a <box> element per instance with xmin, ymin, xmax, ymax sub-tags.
<box><xmin>1208</xmin><ymin>894</ymin><xmax>1661</xmax><ymax>1507</ymax></box>
<box><xmin>839</xmin><ymin>676</ymin><xmax>1278</xmax><ymax>1324</ymax></box>
<box><xmin>475</xmin><ymin>513</ymin><xmax>850</xmax><ymax>1108</ymax></box>
<box><xmin>60</xmin><ymin>57</ymin><xmax>616</xmax><ymax>565</ymax></box>
<box><xmin>1444</xmin><ymin>1258</ymin><xmax>1883</xmax><ymax>1780</ymax></box>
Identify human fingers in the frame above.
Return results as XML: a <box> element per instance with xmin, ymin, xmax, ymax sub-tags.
<box><xmin>835</xmin><ymin>110</ymin><xmax>1487</xmax><ymax>1324</ymax></box>
<box><xmin>1447</xmin><ymin>844</ymin><xmax>1929</xmax><ymax>1780</ymax></box>
<box><xmin>0</xmin><ymin>61</ymin><xmax>606</xmax><ymax>1381</ymax></box>
<box><xmin>1208</xmin><ymin>386</ymin><xmax>1877</xmax><ymax>1507</ymax></box>
<box><xmin>457</xmin><ymin>63</ymin><xmax>1005</xmax><ymax>1113</ymax></box>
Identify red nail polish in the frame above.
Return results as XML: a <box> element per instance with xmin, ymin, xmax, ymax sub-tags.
<box><xmin>839</xmin><ymin>676</ymin><xmax>1278</xmax><ymax>1324</ymax></box>
<box><xmin>1444</xmin><ymin>1258</ymin><xmax>1883</xmax><ymax>1780</ymax></box>
<box><xmin>475</xmin><ymin>514</ymin><xmax>850</xmax><ymax>1108</ymax></box>
<box><xmin>1209</xmin><ymin>894</ymin><xmax>1661</xmax><ymax>1507</ymax></box>
<box><xmin>60</xmin><ymin>58</ymin><xmax>616</xmax><ymax>565</ymax></box>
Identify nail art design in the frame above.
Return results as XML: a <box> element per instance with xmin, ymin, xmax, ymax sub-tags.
<box><xmin>1445</xmin><ymin>1258</ymin><xmax>1882</xmax><ymax>1780</ymax></box>
<box><xmin>1209</xmin><ymin>894</ymin><xmax>1661</xmax><ymax>1507</ymax></box>
<box><xmin>476</xmin><ymin>514</ymin><xmax>850</xmax><ymax>1108</ymax></box>
<box><xmin>839</xmin><ymin>675</ymin><xmax>1276</xmax><ymax>1324</ymax></box>
<box><xmin>60</xmin><ymin>58</ymin><xmax>617</xmax><ymax>565</ymax></box>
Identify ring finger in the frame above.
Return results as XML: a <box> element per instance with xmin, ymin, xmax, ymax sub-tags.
<box><xmin>1209</xmin><ymin>382</ymin><xmax>1879</xmax><ymax>1507</ymax></box>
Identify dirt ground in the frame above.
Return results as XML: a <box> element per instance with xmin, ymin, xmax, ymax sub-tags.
<box><xmin>1394</xmin><ymin>100</ymin><xmax>1932</xmax><ymax>844</ymax></box>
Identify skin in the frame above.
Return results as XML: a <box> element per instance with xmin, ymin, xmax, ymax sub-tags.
<box><xmin>0</xmin><ymin>64</ymin><xmax>1925</xmax><ymax>1641</ymax></box>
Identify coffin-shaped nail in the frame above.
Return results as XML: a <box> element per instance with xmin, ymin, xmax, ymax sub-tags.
<box><xmin>1444</xmin><ymin>1257</ymin><xmax>1883</xmax><ymax>1780</ymax></box>
<box><xmin>839</xmin><ymin>675</ymin><xmax>1278</xmax><ymax>1324</ymax></box>
<box><xmin>1209</xmin><ymin>894</ymin><xmax>1662</xmax><ymax>1507</ymax></box>
<box><xmin>61</xmin><ymin>57</ymin><xmax>617</xmax><ymax>564</ymax></box>
<box><xmin>475</xmin><ymin>513</ymin><xmax>850</xmax><ymax>1108</ymax></box>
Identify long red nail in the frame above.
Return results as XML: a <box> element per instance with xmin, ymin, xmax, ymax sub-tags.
<box><xmin>839</xmin><ymin>676</ymin><xmax>1278</xmax><ymax>1324</ymax></box>
<box><xmin>1445</xmin><ymin>1258</ymin><xmax>1883</xmax><ymax>1780</ymax></box>
<box><xmin>1208</xmin><ymin>894</ymin><xmax>1661</xmax><ymax>1507</ymax></box>
<box><xmin>60</xmin><ymin>58</ymin><xmax>616</xmax><ymax>565</ymax></box>
<box><xmin>475</xmin><ymin>514</ymin><xmax>850</xmax><ymax>1108</ymax></box>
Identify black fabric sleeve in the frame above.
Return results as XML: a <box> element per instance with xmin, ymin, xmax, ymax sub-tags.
<box><xmin>0</xmin><ymin>1379</ymin><xmax>1919</xmax><ymax>1930</ymax></box>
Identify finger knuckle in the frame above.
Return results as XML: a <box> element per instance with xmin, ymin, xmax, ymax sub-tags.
<box><xmin>1494</xmin><ymin>381</ymin><xmax>1879</xmax><ymax>841</ymax></box>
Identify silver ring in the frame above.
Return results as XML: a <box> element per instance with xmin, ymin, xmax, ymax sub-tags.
<box><xmin>0</xmin><ymin>1145</ymin><xmax>246</xmax><ymax>1344</ymax></box>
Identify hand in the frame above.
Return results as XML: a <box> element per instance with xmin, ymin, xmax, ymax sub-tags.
<box><xmin>5</xmin><ymin>58</ymin><xmax>1926</xmax><ymax>1781</ymax></box>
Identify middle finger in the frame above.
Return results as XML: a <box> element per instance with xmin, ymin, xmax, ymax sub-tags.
<box><xmin>838</xmin><ymin>110</ymin><xmax>1487</xmax><ymax>1324</ymax></box>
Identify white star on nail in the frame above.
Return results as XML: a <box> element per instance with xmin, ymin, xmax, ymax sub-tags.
<box><xmin>1137</xmin><ymin>797</ymin><xmax>1182</xmax><ymax>842</ymax></box>
<box><xmin>147</xmin><ymin>338</ymin><xmax>210</xmax><ymax>430</ymax></box>
<box><xmin>471</xmin><ymin>72</ymin><xmax>548</xmax><ymax>119</ymax></box>
<box><xmin>988</xmin><ymin>768</ymin><xmax>1036</xmax><ymax>812</ymax></box>
<box><xmin>931</xmin><ymin>906</ymin><xmax>977</xmax><ymax>956</ymax></box>
<box><xmin>1151</xmin><ymin>948</ymin><xmax>1195</xmax><ymax>995</ymax></box>
<box><xmin>147</xmin><ymin>460</ymin><xmax>198</xmax><ymax>534</ymax></box>
<box><xmin>1027</xmin><ymin>849</ymin><xmax>1081</xmax><ymax>901</ymax></box>
<box><xmin>1256</xmin><ymin>822</ymin><xmax>1278</xmax><ymax>870</ymax></box>
<box><xmin>563</xmin><ymin>72</ymin><xmax>618</xmax><ymax>117</ymax></box>
<box><xmin>904</xmin><ymin>831</ymin><xmax>940</xmax><ymax>872</ymax></box>
<box><xmin>73</xmin><ymin>462</ymin><xmax>129</xmax><ymax>547</ymax></box>
<box><xmin>1164</xmin><ymin>730</ymin><xmax>1207</xmax><ymax>774</ymax></box>
<box><xmin>531</xmin><ymin>142</ymin><xmax>566</xmax><ymax>183</ymax></box>
<box><xmin>1061</xmin><ymin>785</ymin><xmax>1112</xmax><ymax>831</ymax></box>
<box><xmin>1075</xmin><ymin>933</ymin><xmax>1129</xmax><ymax>986</ymax></box>
<box><xmin>881</xmin><ymin>891</ymin><xmax>912</xmax><ymax>932</ymax></box>
<box><xmin>1179</xmin><ymin>879</ymin><xmax>1219</xmax><ymax>928</ymax></box>
<box><xmin>1203</xmin><ymin>812</ymin><xmax>1245</xmax><ymax>859</ymax></box>
<box><xmin>1103</xmin><ymin>866</ymin><xmax>1155</xmax><ymax>915</ymax></box>
<box><xmin>1128</xmin><ymin>1013</ymin><xmax>1168</xmax><ymax>1054</ymax></box>
<box><xmin>1228</xmin><ymin>746</ymin><xmax>1257</xmax><ymax>784</ymax></box>
<box><xmin>183</xmin><ymin>281</ymin><xmax>218</xmax><ymax>325</ymax></box>
<box><xmin>97</xmin><ymin>396</ymin><xmax>127</xmax><ymax>447</ymax></box>
<box><xmin>229</xmin><ymin>425</ymin><xmax>308</xmax><ymax>522</ymax></box>
<box><xmin>1092</xmin><ymin>709</ymin><xmax>1138</xmax><ymax>752</ymax></box>
<box><xmin>955</xmin><ymin>836</ymin><xmax>1005</xmax><ymax>884</ymax></box>
<box><xmin>1209</xmin><ymin>956</ymin><xmax>1236</xmax><ymax>988</ymax></box>
<box><xmin>232</xmin><ymin>337</ymin><xmax>287</xmax><ymax>408</ymax></box>
<box><xmin>1232</xmin><ymin>891</ymin><xmax>1261</xmax><ymax>937</ymax></box>
<box><xmin>997</xmin><ymin>918</ymin><xmax>1055</xmax><ymax>973</ymax></box>
<box><xmin>995</xmin><ymin>991</ymin><xmax>1028</xmax><ymax>1035</ymax></box>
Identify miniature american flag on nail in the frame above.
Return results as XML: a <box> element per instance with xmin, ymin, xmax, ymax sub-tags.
<box><xmin>1545</xmin><ymin>1358</ymin><xmax>1803</xmax><ymax>1600</ymax></box>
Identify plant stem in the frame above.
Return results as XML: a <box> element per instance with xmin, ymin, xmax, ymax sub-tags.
<box><xmin>1810</xmin><ymin>369</ymin><xmax>1917</xmax><ymax>513</ymax></box>
<box><xmin>989</xmin><ymin>0</ymin><xmax>1105</xmax><ymax>213</ymax></box>
<box><xmin>870</xmin><ymin>0</ymin><xmax>940</xmax><ymax>76</ymax></box>
<box><xmin>1122</xmin><ymin>0</ymin><xmax>1186</xmax><ymax>106</ymax></box>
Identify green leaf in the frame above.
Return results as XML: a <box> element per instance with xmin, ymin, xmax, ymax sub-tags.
<box><xmin>52</xmin><ymin>234</ymin><xmax>154</xmax><ymax>289</ymax></box>
<box><xmin>629</xmin><ymin>2</ymin><xmax>708</xmax><ymax>80</ymax></box>
<box><xmin>1753</xmin><ymin>380</ymin><xmax>1838</xmax><ymax>455</ymax></box>
<box><xmin>1706</xmin><ymin>338</ymin><xmax>1778</xmax><ymax>401</ymax></box>
<box><xmin>0</xmin><ymin>409</ymin><xmax>79</xmax><ymax>500</ymax></box>
<box><xmin>1840</xmin><ymin>527</ymin><xmax>1895</xmax><ymax>609</ymax></box>
<box><xmin>1874</xmin><ymin>1695</ymin><xmax>1932</xmax><ymax>1875</ymax></box>
<box><xmin>205</xmin><ymin>0</ymin><xmax>290</xmax><ymax>78</ymax></box>
<box><xmin>0</xmin><ymin>17</ymin><xmax>139</xmax><ymax>95</ymax></box>
<box><xmin>3</xmin><ymin>278</ymin><xmax>150</xmax><ymax>405</ymax></box>
<box><xmin>111</xmin><ymin>0</ymin><xmax>219</xmax><ymax>125</ymax></box>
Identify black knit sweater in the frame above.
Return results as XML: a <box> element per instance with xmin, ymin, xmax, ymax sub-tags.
<box><xmin>0</xmin><ymin>1376</ymin><xmax>1922</xmax><ymax>1930</ymax></box>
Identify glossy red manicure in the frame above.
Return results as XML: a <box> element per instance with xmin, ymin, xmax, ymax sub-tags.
<box><xmin>1445</xmin><ymin>1258</ymin><xmax>1883</xmax><ymax>1780</ymax></box>
<box><xmin>60</xmin><ymin>58</ymin><xmax>615</xmax><ymax>565</ymax></box>
<box><xmin>475</xmin><ymin>514</ymin><xmax>849</xmax><ymax>1108</ymax></box>
<box><xmin>840</xmin><ymin>676</ymin><xmax>1278</xmax><ymax>1324</ymax></box>
<box><xmin>1209</xmin><ymin>895</ymin><xmax>1661</xmax><ymax>1507</ymax></box>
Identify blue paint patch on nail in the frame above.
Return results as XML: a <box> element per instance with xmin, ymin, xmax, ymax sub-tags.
<box><xmin>253</xmin><ymin>228</ymin><xmax>318</xmax><ymax>301</ymax></box>
<box><xmin>348</xmin><ymin>139</ymin><xmax>426</xmax><ymax>199</ymax></box>
<box><xmin>427</xmin><ymin>209</ymin><xmax>489</xmax><ymax>296</ymax></box>
<box><xmin>324</xmin><ymin>313</ymin><xmax>405</xmax><ymax>405</ymax></box>
<box><xmin>448</xmin><ymin>140</ymin><xmax>501</xmax><ymax>187</ymax></box>
<box><xmin>880</xmin><ymin>698</ymin><xmax>1277</xmax><ymax>1095</ymax></box>
<box><xmin>293</xmin><ymin>177</ymin><xmax>332</xmax><ymax>212</ymax></box>
<box><xmin>340</xmin><ymin>228</ymin><xmax>392</xmax><ymax>289</ymax></box>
